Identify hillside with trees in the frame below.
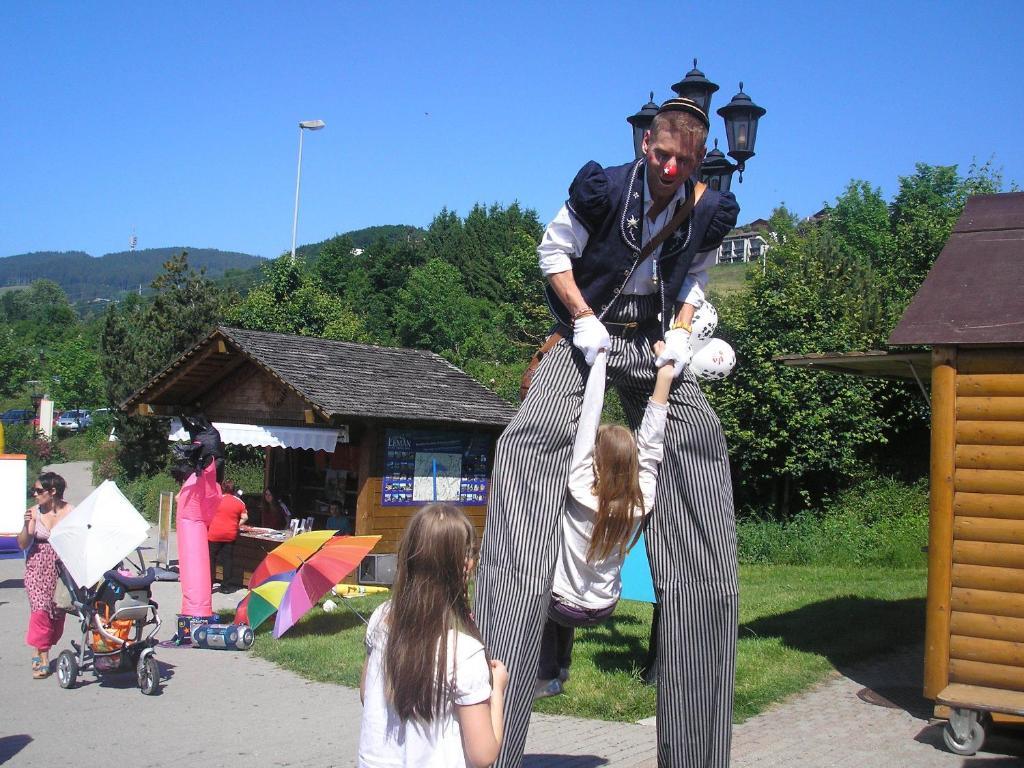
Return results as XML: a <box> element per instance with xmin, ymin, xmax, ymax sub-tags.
<box><xmin>0</xmin><ymin>248</ymin><xmax>263</xmax><ymax>302</ymax></box>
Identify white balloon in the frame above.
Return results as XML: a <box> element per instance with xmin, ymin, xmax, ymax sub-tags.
<box><xmin>691</xmin><ymin>338</ymin><xmax>736</xmax><ymax>381</ymax></box>
<box><xmin>689</xmin><ymin>301</ymin><xmax>718</xmax><ymax>352</ymax></box>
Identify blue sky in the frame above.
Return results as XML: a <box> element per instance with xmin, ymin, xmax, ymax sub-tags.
<box><xmin>2</xmin><ymin>1</ymin><xmax>1021</xmax><ymax>259</ymax></box>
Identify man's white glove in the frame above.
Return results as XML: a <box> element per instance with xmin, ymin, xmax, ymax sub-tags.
<box><xmin>655</xmin><ymin>328</ymin><xmax>693</xmax><ymax>378</ymax></box>
<box><xmin>572</xmin><ymin>314</ymin><xmax>611</xmax><ymax>366</ymax></box>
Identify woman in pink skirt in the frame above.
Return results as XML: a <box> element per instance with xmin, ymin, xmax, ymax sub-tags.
<box><xmin>16</xmin><ymin>472</ymin><xmax>73</xmax><ymax>679</ymax></box>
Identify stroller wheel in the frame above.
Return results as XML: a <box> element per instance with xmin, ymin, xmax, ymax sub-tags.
<box><xmin>137</xmin><ymin>654</ymin><xmax>160</xmax><ymax>695</ymax></box>
<box><xmin>56</xmin><ymin>650</ymin><xmax>78</xmax><ymax>689</ymax></box>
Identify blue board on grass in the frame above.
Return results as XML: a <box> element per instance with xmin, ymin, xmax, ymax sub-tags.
<box><xmin>620</xmin><ymin>532</ymin><xmax>655</xmax><ymax>603</ymax></box>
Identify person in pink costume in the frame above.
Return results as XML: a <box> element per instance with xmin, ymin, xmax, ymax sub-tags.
<box><xmin>174</xmin><ymin>462</ymin><xmax>221</xmax><ymax>617</ymax></box>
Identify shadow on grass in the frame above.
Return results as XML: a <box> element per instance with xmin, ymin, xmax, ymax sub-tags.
<box><xmin>583</xmin><ymin>612</ymin><xmax>647</xmax><ymax>675</ymax></box>
<box><xmin>254</xmin><ymin>605</ymin><xmax>370</xmax><ymax>640</ymax></box>
<box><xmin>742</xmin><ymin>595</ymin><xmax>929</xmax><ymax>718</ymax></box>
<box><xmin>740</xmin><ymin>596</ymin><xmax>925</xmax><ymax>665</ymax></box>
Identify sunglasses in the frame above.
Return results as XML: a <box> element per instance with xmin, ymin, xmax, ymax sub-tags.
<box><xmin>30</xmin><ymin>487</ymin><xmax>46</xmax><ymax>496</ymax></box>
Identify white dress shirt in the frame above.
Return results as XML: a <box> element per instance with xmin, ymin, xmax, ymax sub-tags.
<box><xmin>550</xmin><ymin>352</ymin><xmax>667</xmax><ymax>610</ymax></box>
<box><xmin>537</xmin><ymin>174</ymin><xmax>715</xmax><ymax>308</ymax></box>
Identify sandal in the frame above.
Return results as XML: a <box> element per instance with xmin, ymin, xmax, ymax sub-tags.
<box><xmin>31</xmin><ymin>656</ymin><xmax>49</xmax><ymax>679</ymax></box>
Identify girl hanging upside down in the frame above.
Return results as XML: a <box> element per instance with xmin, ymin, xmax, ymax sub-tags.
<box><xmin>536</xmin><ymin>344</ymin><xmax>674</xmax><ymax>697</ymax></box>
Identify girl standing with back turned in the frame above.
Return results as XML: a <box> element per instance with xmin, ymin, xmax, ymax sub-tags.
<box><xmin>359</xmin><ymin>503</ymin><xmax>508</xmax><ymax>768</ymax></box>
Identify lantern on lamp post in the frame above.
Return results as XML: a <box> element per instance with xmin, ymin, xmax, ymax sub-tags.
<box><xmin>670</xmin><ymin>59</ymin><xmax>719</xmax><ymax>116</ymax></box>
<box><xmin>717</xmin><ymin>82</ymin><xmax>766</xmax><ymax>182</ymax></box>
<box><xmin>626</xmin><ymin>60</ymin><xmax>766</xmax><ymax>189</ymax></box>
<box><xmin>700</xmin><ymin>139</ymin><xmax>738</xmax><ymax>192</ymax></box>
<box><xmin>626</xmin><ymin>92</ymin><xmax>659</xmax><ymax>161</ymax></box>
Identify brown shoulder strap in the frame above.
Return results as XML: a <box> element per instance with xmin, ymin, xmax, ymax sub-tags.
<box><xmin>640</xmin><ymin>181</ymin><xmax>707</xmax><ymax>259</ymax></box>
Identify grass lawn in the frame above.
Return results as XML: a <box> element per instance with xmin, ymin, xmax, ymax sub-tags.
<box><xmin>233</xmin><ymin>564</ymin><xmax>926</xmax><ymax>724</ymax></box>
<box><xmin>707</xmin><ymin>262</ymin><xmax>756</xmax><ymax>298</ymax></box>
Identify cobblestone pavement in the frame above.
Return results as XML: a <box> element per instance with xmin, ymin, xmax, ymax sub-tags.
<box><xmin>729</xmin><ymin>645</ymin><xmax>1024</xmax><ymax>768</ymax></box>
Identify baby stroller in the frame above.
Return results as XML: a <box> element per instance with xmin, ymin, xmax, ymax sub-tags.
<box><xmin>54</xmin><ymin>549</ymin><xmax>165</xmax><ymax>695</ymax></box>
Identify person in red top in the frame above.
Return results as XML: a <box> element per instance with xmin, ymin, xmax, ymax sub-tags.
<box><xmin>208</xmin><ymin>480</ymin><xmax>248</xmax><ymax>593</ymax></box>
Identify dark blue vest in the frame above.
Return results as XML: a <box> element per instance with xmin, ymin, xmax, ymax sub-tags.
<box><xmin>545</xmin><ymin>159</ymin><xmax>739</xmax><ymax>334</ymax></box>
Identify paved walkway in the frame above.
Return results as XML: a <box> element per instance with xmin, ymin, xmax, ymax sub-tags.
<box><xmin>2</xmin><ymin>462</ymin><xmax>1019</xmax><ymax>766</ymax></box>
<box><xmin>730</xmin><ymin>646</ymin><xmax>1024</xmax><ymax>767</ymax></box>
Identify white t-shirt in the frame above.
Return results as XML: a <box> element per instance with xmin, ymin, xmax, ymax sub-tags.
<box><xmin>359</xmin><ymin>602</ymin><xmax>492</xmax><ymax>768</ymax></box>
<box><xmin>551</xmin><ymin>352</ymin><xmax>668</xmax><ymax>610</ymax></box>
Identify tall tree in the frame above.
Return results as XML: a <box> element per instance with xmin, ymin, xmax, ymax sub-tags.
<box><xmin>101</xmin><ymin>252</ymin><xmax>224</xmax><ymax>479</ymax></box>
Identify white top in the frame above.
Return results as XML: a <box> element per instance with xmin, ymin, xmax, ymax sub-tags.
<box><xmin>551</xmin><ymin>352</ymin><xmax>668</xmax><ymax>610</ymax></box>
<box><xmin>359</xmin><ymin>602</ymin><xmax>492</xmax><ymax>768</ymax></box>
<box><xmin>537</xmin><ymin>175</ymin><xmax>715</xmax><ymax>308</ymax></box>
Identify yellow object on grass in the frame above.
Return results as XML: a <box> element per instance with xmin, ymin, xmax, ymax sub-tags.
<box><xmin>332</xmin><ymin>583</ymin><xmax>389</xmax><ymax>599</ymax></box>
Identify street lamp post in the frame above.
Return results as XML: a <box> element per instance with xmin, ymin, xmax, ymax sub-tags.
<box><xmin>626</xmin><ymin>59</ymin><xmax>766</xmax><ymax>190</ymax></box>
<box><xmin>291</xmin><ymin>119</ymin><xmax>326</xmax><ymax>262</ymax></box>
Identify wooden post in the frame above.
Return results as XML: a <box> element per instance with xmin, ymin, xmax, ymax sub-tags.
<box><xmin>925</xmin><ymin>345</ymin><xmax>957</xmax><ymax>699</ymax></box>
<box><xmin>355</xmin><ymin>429</ymin><xmax>377</xmax><ymax>537</ymax></box>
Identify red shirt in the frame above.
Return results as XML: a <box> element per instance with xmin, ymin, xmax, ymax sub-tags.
<box><xmin>208</xmin><ymin>494</ymin><xmax>247</xmax><ymax>542</ymax></box>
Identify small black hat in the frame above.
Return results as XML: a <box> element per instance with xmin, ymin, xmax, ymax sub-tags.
<box><xmin>656</xmin><ymin>97</ymin><xmax>710</xmax><ymax>129</ymax></box>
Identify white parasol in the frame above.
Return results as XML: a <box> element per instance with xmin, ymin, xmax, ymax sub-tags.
<box><xmin>49</xmin><ymin>480</ymin><xmax>150</xmax><ymax>588</ymax></box>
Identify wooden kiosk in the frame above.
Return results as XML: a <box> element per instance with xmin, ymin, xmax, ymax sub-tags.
<box><xmin>781</xmin><ymin>193</ymin><xmax>1024</xmax><ymax>754</ymax></box>
<box><xmin>123</xmin><ymin>326</ymin><xmax>516</xmax><ymax>586</ymax></box>
<box><xmin>888</xmin><ymin>193</ymin><xmax>1024</xmax><ymax>754</ymax></box>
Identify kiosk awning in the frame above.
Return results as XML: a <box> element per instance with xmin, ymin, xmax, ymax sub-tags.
<box><xmin>168</xmin><ymin>420</ymin><xmax>340</xmax><ymax>451</ymax></box>
<box><xmin>775</xmin><ymin>350</ymin><xmax>932</xmax><ymax>405</ymax></box>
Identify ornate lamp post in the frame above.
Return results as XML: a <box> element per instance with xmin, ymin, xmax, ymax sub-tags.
<box><xmin>626</xmin><ymin>59</ymin><xmax>766</xmax><ymax>189</ymax></box>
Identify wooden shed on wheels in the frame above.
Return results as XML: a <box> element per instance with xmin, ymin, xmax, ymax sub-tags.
<box><xmin>122</xmin><ymin>326</ymin><xmax>517</xmax><ymax>585</ymax></box>
<box><xmin>781</xmin><ymin>192</ymin><xmax>1024</xmax><ymax>755</ymax></box>
<box><xmin>888</xmin><ymin>192</ymin><xmax>1024</xmax><ymax>754</ymax></box>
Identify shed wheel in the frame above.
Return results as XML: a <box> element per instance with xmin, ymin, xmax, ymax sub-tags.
<box><xmin>56</xmin><ymin>650</ymin><xmax>78</xmax><ymax>689</ymax></box>
<box><xmin>942</xmin><ymin>708</ymin><xmax>989</xmax><ymax>756</ymax></box>
<box><xmin>137</xmin><ymin>654</ymin><xmax>160</xmax><ymax>695</ymax></box>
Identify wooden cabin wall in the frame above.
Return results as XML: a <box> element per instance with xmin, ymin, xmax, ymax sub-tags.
<box><xmin>926</xmin><ymin>346</ymin><xmax>1024</xmax><ymax>700</ymax></box>
<box><xmin>203</xmin><ymin>361</ymin><xmax>312</xmax><ymax>424</ymax></box>
<box><xmin>353</xmin><ymin>428</ymin><xmax>489</xmax><ymax>553</ymax></box>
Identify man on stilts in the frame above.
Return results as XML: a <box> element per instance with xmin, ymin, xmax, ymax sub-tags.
<box><xmin>475</xmin><ymin>98</ymin><xmax>740</xmax><ymax>767</ymax></box>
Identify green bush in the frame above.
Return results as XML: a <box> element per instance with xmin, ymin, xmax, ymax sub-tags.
<box><xmin>224</xmin><ymin>458</ymin><xmax>264</xmax><ymax>497</ymax></box>
<box><xmin>737</xmin><ymin>477</ymin><xmax>928</xmax><ymax>568</ymax></box>
<box><xmin>4</xmin><ymin>424</ymin><xmax>66</xmax><ymax>479</ymax></box>
<box><xmin>121</xmin><ymin>472</ymin><xmax>179</xmax><ymax>522</ymax></box>
<box><xmin>92</xmin><ymin>440</ymin><xmax>121</xmax><ymax>484</ymax></box>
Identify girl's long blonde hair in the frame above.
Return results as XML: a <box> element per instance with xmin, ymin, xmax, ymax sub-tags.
<box><xmin>383</xmin><ymin>503</ymin><xmax>482</xmax><ymax>722</ymax></box>
<box><xmin>587</xmin><ymin>424</ymin><xmax>645</xmax><ymax>562</ymax></box>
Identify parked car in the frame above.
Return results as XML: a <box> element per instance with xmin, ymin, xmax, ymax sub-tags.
<box><xmin>0</xmin><ymin>408</ymin><xmax>34</xmax><ymax>425</ymax></box>
<box><xmin>56</xmin><ymin>409</ymin><xmax>92</xmax><ymax>432</ymax></box>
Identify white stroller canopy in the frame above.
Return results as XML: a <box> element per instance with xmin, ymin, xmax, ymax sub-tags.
<box><xmin>50</xmin><ymin>480</ymin><xmax>150</xmax><ymax>588</ymax></box>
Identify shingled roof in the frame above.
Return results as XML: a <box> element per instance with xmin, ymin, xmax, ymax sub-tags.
<box><xmin>889</xmin><ymin>192</ymin><xmax>1024</xmax><ymax>346</ymax></box>
<box><xmin>124</xmin><ymin>326</ymin><xmax>517</xmax><ymax>428</ymax></box>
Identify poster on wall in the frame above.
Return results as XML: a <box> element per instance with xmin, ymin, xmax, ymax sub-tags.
<box><xmin>382</xmin><ymin>429</ymin><xmax>490</xmax><ymax>506</ymax></box>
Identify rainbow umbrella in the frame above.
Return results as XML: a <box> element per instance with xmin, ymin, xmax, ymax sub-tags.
<box><xmin>235</xmin><ymin>533</ymin><xmax>380</xmax><ymax>632</ymax></box>
<box><xmin>242</xmin><ymin>575</ymin><xmax>294</xmax><ymax>630</ymax></box>
<box><xmin>273</xmin><ymin>535</ymin><xmax>380</xmax><ymax>637</ymax></box>
<box><xmin>235</xmin><ymin>530</ymin><xmax>336</xmax><ymax>626</ymax></box>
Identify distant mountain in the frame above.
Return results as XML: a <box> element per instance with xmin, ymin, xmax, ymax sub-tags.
<box><xmin>0</xmin><ymin>248</ymin><xmax>265</xmax><ymax>302</ymax></box>
<box><xmin>2</xmin><ymin>225</ymin><xmax>424</xmax><ymax>303</ymax></box>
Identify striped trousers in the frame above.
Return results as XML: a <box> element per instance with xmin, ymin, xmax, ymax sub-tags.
<box><xmin>475</xmin><ymin>296</ymin><xmax>738</xmax><ymax>768</ymax></box>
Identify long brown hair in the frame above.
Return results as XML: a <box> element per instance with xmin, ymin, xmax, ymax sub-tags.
<box><xmin>587</xmin><ymin>424</ymin><xmax>645</xmax><ymax>562</ymax></box>
<box><xmin>383</xmin><ymin>503</ymin><xmax>482</xmax><ymax>722</ymax></box>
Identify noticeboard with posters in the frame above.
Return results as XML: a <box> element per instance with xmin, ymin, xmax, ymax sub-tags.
<box><xmin>381</xmin><ymin>429</ymin><xmax>490</xmax><ymax>506</ymax></box>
